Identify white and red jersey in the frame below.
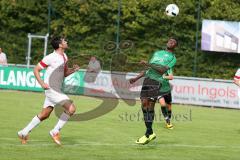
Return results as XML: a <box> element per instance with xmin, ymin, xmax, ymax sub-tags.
<box><xmin>234</xmin><ymin>68</ymin><xmax>240</xmax><ymax>80</ymax></box>
<box><xmin>38</xmin><ymin>51</ymin><xmax>68</xmax><ymax>92</ymax></box>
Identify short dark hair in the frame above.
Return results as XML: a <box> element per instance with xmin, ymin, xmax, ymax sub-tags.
<box><xmin>51</xmin><ymin>36</ymin><xmax>62</xmax><ymax>50</ymax></box>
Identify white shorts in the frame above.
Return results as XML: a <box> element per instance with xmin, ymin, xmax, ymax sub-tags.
<box><xmin>43</xmin><ymin>89</ymin><xmax>70</xmax><ymax>108</ymax></box>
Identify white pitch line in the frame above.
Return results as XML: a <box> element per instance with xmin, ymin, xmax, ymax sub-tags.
<box><xmin>1</xmin><ymin>143</ymin><xmax>240</xmax><ymax>149</ymax></box>
<box><xmin>0</xmin><ymin>137</ymin><xmax>240</xmax><ymax>149</ymax></box>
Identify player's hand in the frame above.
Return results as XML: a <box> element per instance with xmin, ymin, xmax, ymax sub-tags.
<box><xmin>41</xmin><ymin>83</ymin><xmax>50</xmax><ymax>90</ymax></box>
<box><xmin>73</xmin><ymin>64</ymin><xmax>80</xmax><ymax>72</ymax></box>
<box><xmin>129</xmin><ymin>78</ymin><xmax>137</xmax><ymax>84</ymax></box>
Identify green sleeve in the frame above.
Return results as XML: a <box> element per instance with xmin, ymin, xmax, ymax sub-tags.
<box><xmin>167</xmin><ymin>56</ymin><xmax>176</xmax><ymax>68</ymax></box>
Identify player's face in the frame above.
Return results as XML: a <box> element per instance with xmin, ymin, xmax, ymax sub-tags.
<box><xmin>60</xmin><ymin>39</ymin><xmax>68</xmax><ymax>49</ymax></box>
<box><xmin>91</xmin><ymin>56</ymin><xmax>96</xmax><ymax>61</ymax></box>
<box><xmin>167</xmin><ymin>39</ymin><xmax>177</xmax><ymax>49</ymax></box>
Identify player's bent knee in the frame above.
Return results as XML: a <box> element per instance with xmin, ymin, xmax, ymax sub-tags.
<box><xmin>68</xmin><ymin>105</ymin><xmax>76</xmax><ymax>115</ymax></box>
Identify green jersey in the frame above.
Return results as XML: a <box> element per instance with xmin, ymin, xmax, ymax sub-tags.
<box><xmin>160</xmin><ymin>69</ymin><xmax>173</xmax><ymax>93</ymax></box>
<box><xmin>145</xmin><ymin>50</ymin><xmax>176</xmax><ymax>82</ymax></box>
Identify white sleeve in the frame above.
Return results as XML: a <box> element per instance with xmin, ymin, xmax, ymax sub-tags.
<box><xmin>38</xmin><ymin>54</ymin><xmax>53</xmax><ymax>69</ymax></box>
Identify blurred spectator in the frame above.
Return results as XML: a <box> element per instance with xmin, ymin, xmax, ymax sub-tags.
<box><xmin>84</xmin><ymin>56</ymin><xmax>101</xmax><ymax>83</ymax></box>
<box><xmin>0</xmin><ymin>48</ymin><xmax>7</xmax><ymax>66</ymax></box>
<box><xmin>87</xmin><ymin>56</ymin><xmax>101</xmax><ymax>73</ymax></box>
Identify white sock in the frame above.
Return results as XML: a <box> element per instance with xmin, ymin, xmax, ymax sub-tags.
<box><xmin>21</xmin><ymin>116</ymin><xmax>41</xmax><ymax>135</ymax></box>
<box><xmin>52</xmin><ymin>112</ymin><xmax>70</xmax><ymax>134</ymax></box>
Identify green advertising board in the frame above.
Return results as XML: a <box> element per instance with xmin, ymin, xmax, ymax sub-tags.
<box><xmin>0</xmin><ymin>66</ymin><xmax>85</xmax><ymax>95</ymax></box>
<box><xmin>0</xmin><ymin>66</ymin><xmax>44</xmax><ymax>91</ymax></box>
<box><xmin>62</xmin><ymin>70</ymin><xmax>85</xmax><ymax>95</ymax></box>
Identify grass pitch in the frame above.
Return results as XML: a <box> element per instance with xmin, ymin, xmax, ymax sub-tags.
<box><xmin>0</xmin><ymin>90</ymin><xmax>239</xmax><ymax>160</ymax></box>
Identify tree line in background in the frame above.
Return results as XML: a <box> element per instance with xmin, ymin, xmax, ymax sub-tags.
<box><xmin>0</xmin><ymin>0</ymin><xmax>240</xmax><ymax>79</ymax></box>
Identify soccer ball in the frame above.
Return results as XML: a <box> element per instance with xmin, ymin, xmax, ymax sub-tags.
<box><xmin>165</xmin><ymin>4</ymin><xmax>179</xmax><ymax>17</ymax></box>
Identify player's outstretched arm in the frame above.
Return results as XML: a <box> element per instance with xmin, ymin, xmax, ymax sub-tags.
<box><xmin>149</xmin><ymin>64</ymin><xmax>169</xmax><ymax>75</ymax></box>
<box><xmin>140</xmin><ymin>60</ymin><xmax>168</xmax><ymax>75</ymax></box>
<box><xmin>129</xmin><ymin>71</ymin><xmax>145</xmax><ymax>84</ymax></box>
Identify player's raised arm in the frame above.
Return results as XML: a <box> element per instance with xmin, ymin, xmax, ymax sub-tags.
<box><xmin>140</xmin><ymin>60</ymin><xmax>169</xmax><ymax>75</ymax></box>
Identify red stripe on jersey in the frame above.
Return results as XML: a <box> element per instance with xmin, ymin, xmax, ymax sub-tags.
<box><xmin>234</xmin><ymin>76</ymin><xmax>240</xmax><ymax>79</ymax></box>
<box><xmin>62</xmin><ymin>54</ymin><xmax>66</xmax><ymax>63</ymax></box>
<box><xmin>40</xmin><ymin>61</ymin><xmax>48</xmax><ymax>68</ymax></box>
